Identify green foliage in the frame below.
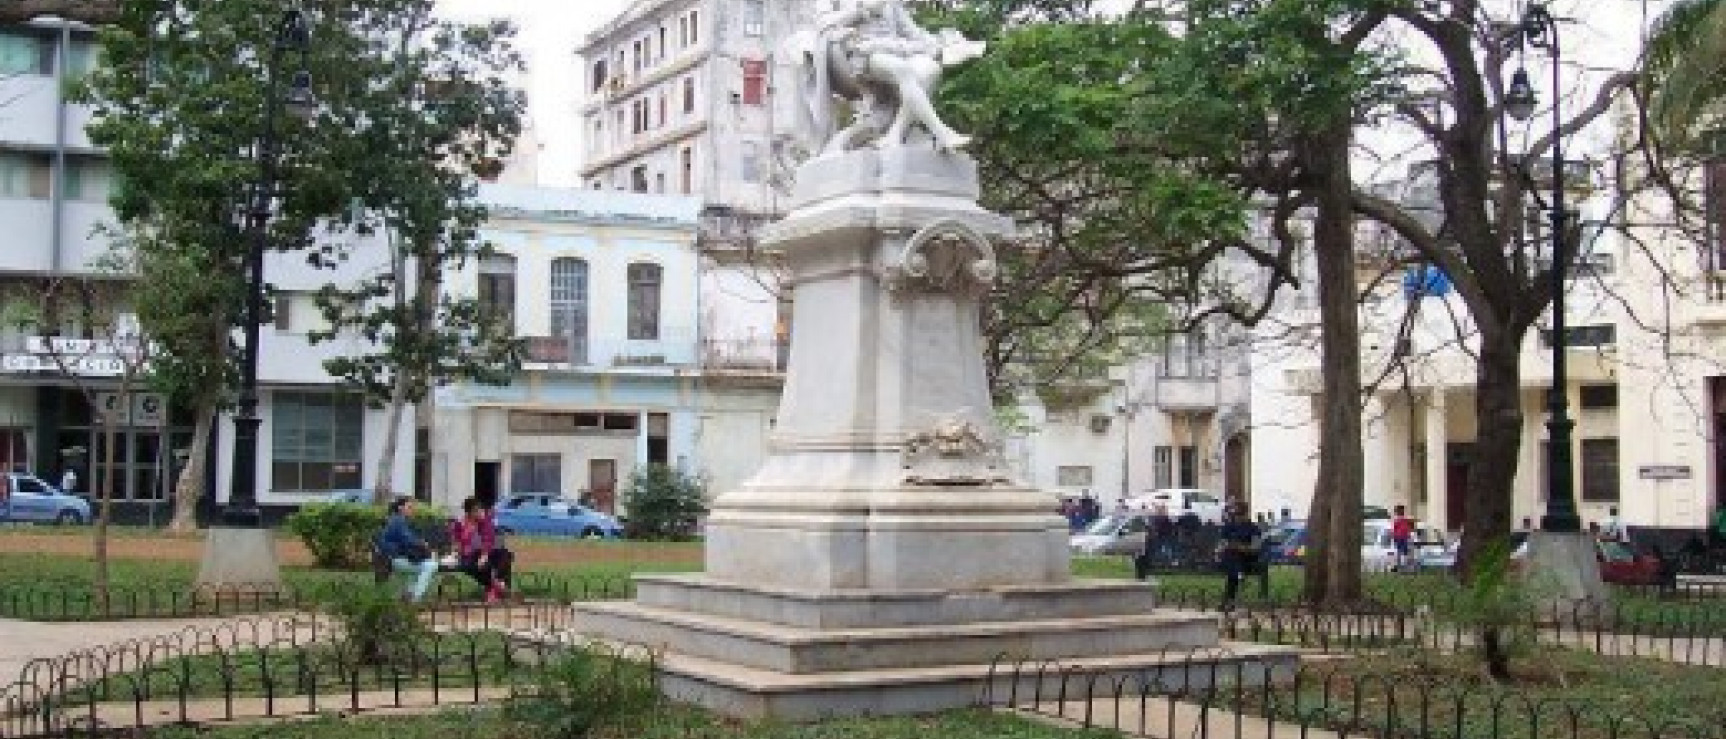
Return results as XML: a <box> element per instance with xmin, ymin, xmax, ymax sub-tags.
<box><xmin>503</xmin><ymin>646</ymin><xmax>659</xmax><ymax>739</ymax></box>
<box><xmin>1642</xmin><ymin>0</ymin><xmax>1726</xmax><ymax>152</ymax></box>
<box><xmin>321</xmin><ymin>585</ymin><xmax>430</xmax><ymax>666</ymax></box>
<box><xmin>1433</xmin><ymin>539</ymin><xmax>1539</xmax><ymax>678</ymax></box>
<box><xmin>620</xmin><ymin>466</ymin><xmax>707</xmax><ymax>541</ymax></box>
<box><xmin>284</xmin><ymin>502</ymin><xmax>444</xmax><ymax>570</ymax></box>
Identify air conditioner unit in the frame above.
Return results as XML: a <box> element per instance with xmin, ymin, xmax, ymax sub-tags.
<box><xmin>1089</xmin><ymin>415</ymin><xmax>1112</xmax><ymax>434</ymax></box>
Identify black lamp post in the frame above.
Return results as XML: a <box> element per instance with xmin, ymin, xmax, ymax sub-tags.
<box><xmin>1503</xmin><ymin>3</ymin><xmax>1581</xmax><ymax>534</ymax></box>
<box><xmin>222</xmin><ymin>9</ymin><xmax>316</xmax><ymax>527</ymax></box>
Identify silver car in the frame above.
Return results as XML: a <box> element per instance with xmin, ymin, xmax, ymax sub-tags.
<box><xmin>1</xmin><ymin>473</ymin><xmax>91</xmax><ymax>525</ymax></box>
<box><xmin>1070</xmin><ymin>513</ymin><xmax>1150</xmax><ymax>556</ymax></box>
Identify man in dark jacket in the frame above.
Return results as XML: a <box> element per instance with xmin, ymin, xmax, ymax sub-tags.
<box><xmin>377</xmin><ymin>497</ymin><xmax>438</xmax><ymax>603</ymax></box>
<box><xmin>1216</xmin><ymin>501</ymin><xmax>1262</xmax><ymax>610</ymax></box>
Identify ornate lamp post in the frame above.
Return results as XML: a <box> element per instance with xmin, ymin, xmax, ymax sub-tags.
<box><xmin>1503</xmin><ymin>2</ymin><xmax>1582</xmax><ymax>535</ymax></box>
<box><xmin>197</xmin><ymin>8</ymin><xmax>316</xmax><ymax>590</ymax></box>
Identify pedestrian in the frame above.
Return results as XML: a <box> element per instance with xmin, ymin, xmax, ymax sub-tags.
<box><xmin>0</xmin><ymin>472</ymin><xmax>10</xmax><ymax>521</ymax></box>
<box><xmin>1114</xmin><ymin>498</ymin><xmax>1129</xmax><ymax>516</ymax></box>
<box><xmin>60</xmin><ymin>468</ymin><xmax>77</xmax><ymax>494</ymax></box>
<box><xmin>1079</xmin><ymin>492</ymin><xmax>1100</xmax><ymax>528</ymax></box>
<box><xmin>1137</xmin><ymin>503</ymin><xmax>1176</xmax><ymax>577</ymax></box>
<box><xmin>450</xmin><ymin>497</ymin><xmax>512</xmax><ymax>604</ymax></box>
<box><xmin>1279</xmin><ymin>508</ymin><xmax>1292</xmax><ymax>524</ymax></box>
<box><xmin>376</xmin><ymin>496</ymin><xmax>439</xmax><ymax>603</ymax></box>
<box><xmin>1390</xmin><ymin>504</ymin><xmax>1414</xmax><ymax>572</ymax></box>
<box><xmin>1216</xmin><ymin>501</ymin><xmax>1261</xmax><ymax>610</ymax></box>
<box><xmin>1600</xmin><ymin>506</ymin><xmax>1627</xmax><ymax>543</ymax></box>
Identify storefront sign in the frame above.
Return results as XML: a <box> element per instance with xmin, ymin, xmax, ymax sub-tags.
<box><xmin>1637</xmin><ymin>465</ymin><xmax>1692</xmax><ymax>480</ymax></box>
<box><xmin>96</xmin><ymin>392</ymin><xmax>166</xmax><ymax>426</ymax></box>
<box><xmin>1</xmin><ymin>354</ymin><xmax>126</xmax><ymax>376</ymax></box>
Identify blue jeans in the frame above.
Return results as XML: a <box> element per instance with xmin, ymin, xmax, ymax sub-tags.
<box><xmin>391</xmin><ymin>557</ymin><xmax>439</xmax><ymax>602</ymax></box>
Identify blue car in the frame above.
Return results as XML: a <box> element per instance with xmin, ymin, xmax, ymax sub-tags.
<box><xmin>494</xmin><ymin>495</ymin><xmax>623</xmax><ymax>539</ymax></box>
<box><xmin>1</xmin><ymin>473</ymin><xmax>91</xmax><ymax>525</ymax></box>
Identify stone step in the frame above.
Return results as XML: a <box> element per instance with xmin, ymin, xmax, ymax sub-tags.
<box><xmin>633</xmin><ymin>574</ymin><xmax>1160</xmax><ymax>628</ymax></box>
<box><xmin>544</xmin><ymin>631</ymin><xmax>1299</xmax><ymax>721</ymax></box>
<box><xmin>572</xmin><ymin>601</ymin><xmax>1220</xmax><ymax>674</ymax></box>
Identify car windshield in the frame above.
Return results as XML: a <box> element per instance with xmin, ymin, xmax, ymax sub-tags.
<box><xmin>1598</xmin><ymin>541</ymin><xmax>1636</xmax><ymax>563</ymax></box>
<box><xmin>1084</xmin><ymin>515</ymin><xmax>1129</xmax><ymax>536</ymax></box>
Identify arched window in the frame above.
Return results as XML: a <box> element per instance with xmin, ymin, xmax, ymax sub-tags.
<box><xmin>627</xmin><ymin>262</ymin><xmax>662</xmax><ymax>340</ymax></box>
<box><xmin>549</xmin><ymin>258</ymin><xmax>589</xmax><ymax>364</ymax></box>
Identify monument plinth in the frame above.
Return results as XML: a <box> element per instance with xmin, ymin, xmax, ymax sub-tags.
<box><xmin>570</xmin><ymin>0</ymin><xmax>1296</xmax><ymax>718</ymax></box>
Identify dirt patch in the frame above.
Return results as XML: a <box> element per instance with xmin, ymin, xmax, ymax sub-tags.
<box><xmin>0</xmin><ymin>529</ymin><xmax>702</xmax><ymax>569</ymax></box>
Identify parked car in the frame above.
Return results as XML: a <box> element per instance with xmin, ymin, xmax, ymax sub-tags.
<box><xmin>1069</xmin><ymin>513</ymin><xmax>1150</xmax><ymax>556</ymax></box>
<box><xmin>1128</xmin><ymin>489</ymin><xmax>1226</xmax><ymax>524</ymax></box>
<box><xmin>1361</xmin><ymin>520</ymin><xmax>1448</xmax><ymax>572</ymax></box>
<box><xmin>320</xmin><ymin>489</ymin><xmax>374</xmax><ymax>505</ymax></box>
<box><xmin>1263</xmin><ymin>521</ymin><xmax>1307</xmax><ymax>565</ymax></box>
<box><xmin>1</xmin><ymin>473</ymin><xmax>91</xmax><ymax>525</ymax></box>
<box><xmin>1362</xmin><ymin>505</ymin><xmax>1392</xmax><ymax>521</ymax></box>
<box><xmin>1441</xmin><ymin>533</ymin><xmax>1666</xmax><ymax>586</ymax></box>
<box><xmin>493</xmin><ymin>496</ymin><xmax>623</xmax><ymax>539</ymax></box>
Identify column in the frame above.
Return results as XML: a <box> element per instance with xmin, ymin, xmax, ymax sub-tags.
<box><xmin>1424</xmin><ymin>388</ymin><xmax>1449</xmax><ymax>531</ymax></box>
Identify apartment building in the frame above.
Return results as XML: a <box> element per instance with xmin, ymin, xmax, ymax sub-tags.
<box><xmin>0</xmin><ymin>17</ymin><xmax>412</xmax><ymax>521</ymax></box>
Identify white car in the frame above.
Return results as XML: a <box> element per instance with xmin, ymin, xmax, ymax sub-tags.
<box><xmin>1361</xmin><ymin>520</ymin><xmax>1448</xmax><ymax>572</ymax></box>
<box><xmin>1127</xmin><ymin>488</ymin><xmax>1226</xmax><ymax>524</ymax></box>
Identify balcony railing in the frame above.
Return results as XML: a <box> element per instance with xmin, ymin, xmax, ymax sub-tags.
<box><xmin>521</xmin><ymin>330</ymin><xmax>697</xmax><ymax>368</ymax></box>
<box><xmin>701</xmin><ymin>337</ymin><xmax>788</xmax><ymax>373</ymax></box>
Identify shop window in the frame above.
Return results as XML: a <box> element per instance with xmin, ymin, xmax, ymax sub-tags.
<box><xmin>269</xmin><ymin>391</ymin><xmax>364</xmax><ymax>492</ymax></box>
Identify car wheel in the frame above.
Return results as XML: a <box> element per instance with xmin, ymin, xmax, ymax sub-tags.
<box><xmin>580</xmin><ymin>526</ymin><xmax>601</xmax><ymax>539</ymax></box>
<box><xmin>55</xmin><ymin>510</ymin><xmax>83</xmax><ymax>526</ymax></box>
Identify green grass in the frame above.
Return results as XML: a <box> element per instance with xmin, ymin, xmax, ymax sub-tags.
<box><xmin>145</xmin><ymin>707</ymin><xmax>1124</xmax><ymax>739</ymax></box>
<box><xmin>1243</xmin><ymin>648</ymin><xmax>1726</xmax><ymax>739</ymax></box>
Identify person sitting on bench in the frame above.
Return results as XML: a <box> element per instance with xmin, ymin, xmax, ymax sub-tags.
<box><xmin>451</xmin><ymin>497</ymin><xmax>513</xmax><ymax>604</ymax></box>
<box><xmin>377</xmin><ymin>496</ymin><xmax>438</xmax><ymax>603</ymax></box>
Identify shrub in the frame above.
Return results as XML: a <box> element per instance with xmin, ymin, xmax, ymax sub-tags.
<box><xmin>324</xmin><ymin>586</ymin><xmax>429</xmax><ymax>666</ymax></box>
<box><xmin>504</xmin><ymin>645</ymin><xmax>658</xmax><ymax>738</ymax></box>
<box><xmin>620</xmin><ymin>465</ymin><xmax>707</xmax><ymax>541</ymax></box>
<box><xmin>284</xmin><ymin>501</ymin><xmax>445</xmax><ymax>570</ymax></box>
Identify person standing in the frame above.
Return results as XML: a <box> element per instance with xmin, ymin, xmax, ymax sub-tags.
<box><xmin>377</xmin><ymin>497</ymin><xmax>438</xmax><ymax>603</ymax></box>
<box><xmin>1600</xmin><ymin>506</ymin><xmax>1627</xmax><ymax>543</ymax></box>
<box><xmin>0</xmin><ymin>472</ymin><xmax>10</xmax><ymax>522</ymax></box>
<box><xmin>60</xmin><ymin>468</ymin><xmax>77</xmax><ymax>494</ymax></box>
<box><xmin>1216</xmin><ymin>502</ymin><xmax>1261</xmax><ymax>610</ymax></box>
<box><xmin>1390</xmin><ymin>505</ymin><xmax>1414</xmax><ymax>572</ymax></box>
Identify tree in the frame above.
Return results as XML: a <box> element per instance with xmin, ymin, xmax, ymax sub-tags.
<box><xmin>308</xmin><ymin>7</ymin><xmax>527</xmax><ymax>503</ymax></box>
<box><xmin>0</xmin><ymin>270</ymin><xmax>152</xmax><ymax>613</ymax></box>
<box><xmin>1643</xmin><ymin>0</ymin><xmax>1726</xmax><ymax>152</ymax></box>
<box><xmin>78</xmin><ymin>0</ymin><xmax>525</xmax><ymax>510</ymax></box>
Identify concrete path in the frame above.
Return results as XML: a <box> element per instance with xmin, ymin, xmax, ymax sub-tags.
<box><xmin>1009</xmin><ymin>700</ymin><xmax>1341</xmax><ymax>739</ymax></box>
<box><xmin>0</xmin><ymin>616</ymin><xmax>321</xmax><ymax>678</ymax></box>
<box><xmin>8</xmin><ymin>687</ymin><xmax>510</xmax><ymax>736</ymax></box>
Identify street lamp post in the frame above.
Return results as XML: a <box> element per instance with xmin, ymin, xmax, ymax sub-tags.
<box><xmin>1503</xmin><ymin>3</ymin><xmax>1582</xmax><ymax>535</ymax></box>
<box><xmin>197</xmin><ymin>9</ymin><xmax>316</xmax><ymax>590</ymax></box>
<box><xmin>1502</xmin><ymin>2</ymin><xmax>1603</xmax><ymax>603</ymax></box>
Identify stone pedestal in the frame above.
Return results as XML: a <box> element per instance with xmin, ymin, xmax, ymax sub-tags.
<box><xmin>194</xmin><ymin>527</ymin><xmax>284</xmax><ymax>592</ymax></box>
<box><xmin>572</xmin><ymin>149</ymin><xmax>1295</xmax><ymax>719</ymax></box>
<box><xmin>1523</xmin><ymin>530</ymin><xmax>1608</xmax><ymax>606</ymax></box>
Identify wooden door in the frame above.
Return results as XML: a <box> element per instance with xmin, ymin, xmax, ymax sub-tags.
<box><xmin>588</xmin><ymin>459</ymin><xmax>618</xmax><ymax>513</ymax></box>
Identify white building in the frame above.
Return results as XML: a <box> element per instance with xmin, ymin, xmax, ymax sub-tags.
<box><xmin>0</xmin><ymin>17</ymin><xmax>412</xmax><ymax>522</ymax></box>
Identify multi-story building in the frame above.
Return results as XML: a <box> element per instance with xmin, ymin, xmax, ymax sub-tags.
<box><xmin>431</xmin><ymin>185</ymin><xmax>708</xmax><ymax>511</ymax></box>
<box><xmin>0</xmin><ymin>17</ymin><xmax>412</xmax><ymax>522</ymax></box>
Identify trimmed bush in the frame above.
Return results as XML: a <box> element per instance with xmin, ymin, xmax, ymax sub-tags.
<box><xmin>284</xmin><ymin>501</ymin><xmax>445</xmax><ymax>570</ymax></box>
<box><xmin>504</xmin><ymin>645</ymin><xmax>658</xmax><ymax>738</ymax></box>
<box><xmin>620</xmin><ymin>465</ymin><xmax>706</xmax><ymax>541</ymax></box>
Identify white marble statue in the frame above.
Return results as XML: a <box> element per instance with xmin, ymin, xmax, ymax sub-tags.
<box><xmin>792</xmin><ymin>0</ymin><xmax>986</xmax><ymax>155</ymax></box>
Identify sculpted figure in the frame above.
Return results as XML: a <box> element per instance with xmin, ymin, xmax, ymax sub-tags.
<box><xmin>794</xmin><ymin>0</ymin><xmax>985</xmax><ymax>155</ymax></box>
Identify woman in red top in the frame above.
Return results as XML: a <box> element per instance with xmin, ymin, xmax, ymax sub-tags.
<box><xmin>451</xmin><ymin>497</ymin><xmax>513</xmax><ymax>603</ymax></box>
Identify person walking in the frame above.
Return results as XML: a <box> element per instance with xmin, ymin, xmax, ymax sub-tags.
<box><xmin>377</xmin><ymin>497</ymin><xmax>439</xmax><ymax>603</ymax></box>
<box><xmin>451</xmin><ymin>497</ymin><xmax>512</xmax><ymax>604</ymax></box>
<box><xmin>1216</xmin><ymin>502</ymin><xmax>1261</xmax><ymax>610</ymax></box>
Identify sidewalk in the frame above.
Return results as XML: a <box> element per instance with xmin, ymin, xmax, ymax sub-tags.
<box><xmin>1009</xmin><ymin>700</ymin><xmax>1343</xmax><ymax>739</ymax></box>
<box><xmin>0</xmin><ymin>614</ymin><xmax>319</xmax><ymax>678</ymax></box>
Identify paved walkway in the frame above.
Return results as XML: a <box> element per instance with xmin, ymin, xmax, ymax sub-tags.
<box><xmin>1009</xmin><ymin>700</ymin><xmax>1342</xmax><ymax>739</ymax></box>
<box><xmin>0</xmin><ymin>616</ymin><xmax>316</xmax><ymax>678</ymax></box>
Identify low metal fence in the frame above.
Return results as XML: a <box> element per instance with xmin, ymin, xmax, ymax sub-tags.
<box><xmin>0</xmin><ymin>615</ymin><xmax>652</xmax><ymax>738</ymax></box>
<box><xmin>984</xmin><ymin>649</ymin><xmax>1726</xmax><ymax>739</ymax></box>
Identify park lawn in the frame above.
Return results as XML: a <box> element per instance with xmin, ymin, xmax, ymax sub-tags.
<box><xmin>1245</xmin><ymin>648</ymin><xmax>1726</xmax><ymax>739</ymax></box>
<box><xmin>145</xmin><ymin>706</ymin><xmax>1124</xmax><ymax>739</ymax></box>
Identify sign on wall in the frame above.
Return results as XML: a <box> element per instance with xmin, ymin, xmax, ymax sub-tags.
<box><xmin>95</xmin><ymin>393</ymin><xmax>166</xmax><ymax>426</ymax></box>
<box><xmin>1637</xmin><ymin>465</ymin><xmax>1692</xmax><ymax>481</ymax></box>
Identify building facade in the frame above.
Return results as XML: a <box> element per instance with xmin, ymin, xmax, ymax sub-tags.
<box><xmin>0</xmin><ymin>17</ymin><xmax>411</xmax><ymax>521</ymax></box>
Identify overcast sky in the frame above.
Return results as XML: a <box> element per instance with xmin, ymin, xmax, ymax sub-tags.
<box><xmin>437</xmin><ymin>0</ymin><xmax>636</xmax><ymax>186</ymax></box>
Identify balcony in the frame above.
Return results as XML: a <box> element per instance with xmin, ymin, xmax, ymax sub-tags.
<box><xmin>1154</xmin><ymin>373</ymin><xmax>1221</xmax><ymax>411</ymax></box>
<box><xmin>519</xmin><ymin>329</ymin><xmax>698</xmax><ymax>371</ymax></box>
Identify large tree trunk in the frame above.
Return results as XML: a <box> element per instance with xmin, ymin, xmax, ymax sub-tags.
<box><xmin>167</xmin><ymin>405</ymin><xmax>214</xmax><ymax>533</ymax></box>
<box><xmin>1456</xmin><ymin>327</ymin><xmax>1523</xmax><ymax>578</ymax></box>
<box><xmin>1302</xmin><ymin>122</ymin><xmax>1366</xmax><ymax>606</ymax></box>
<box><xmin>372</xmin><ymin>376</ymin><xmax>409</xmax><ymax>504</ymax></box>
<box><xmin>92</xmin><ymin>384</ymin><xmax>123</xmax><ymax>616</ymax></box>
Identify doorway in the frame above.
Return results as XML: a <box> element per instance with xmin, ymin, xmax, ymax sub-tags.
<box><xmin>1445</xmin><ymin>443</ymin><xmax>1473</xmax><ymax>529</ymax></box>
<box><xmin>1223</xmin><ymin>435</ymin><xmax>1248</xmax><ymax>504</ymax></box>
<box><xmin>588</xmin><ymin>459</ymin><xmax>618</xmax><ymax>513</ymax></box>
<box><xmin>473</xmin><ymin>461</ymin><xmax>500</xmax><ymax>507</ymax></box>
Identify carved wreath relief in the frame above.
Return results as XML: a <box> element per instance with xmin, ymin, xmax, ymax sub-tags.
<box><xmin>903</xmin><ymin>415</ymin><xmax>1009</xmax><ymax>487</ymax></box>
<box><xmin>885</xmin><ymin>220</ymin><xmax>999</xmax><ymax>297</ymax></box>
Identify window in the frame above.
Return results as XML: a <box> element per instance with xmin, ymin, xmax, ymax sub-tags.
<box><xmin>1153</xmin><ymin>446</ymin><xmax>1172</xmax><ymax>488</ymax></box>
<box><xmin>688</xmin><ymin>10</ymin><xmax>700</xmax><ymax>46</ymax></box>
<box><xmin>655</xmin><ymin>172</ymin><xmax>666</xmax><ymax>193</ymax></box>
<box><xmin>591</xmin><ymin>60</ymin><xmax>608</xmax><ymax>92</ymax></box>
<box><xmin>740</xmin><ymin>141</ymin><xmax>762</xmax><ymax>183</ymax></box>
<box><xmin>63</xmin><ymin>157</ymin><xmax>112</xmax><ymax>202</ymax></box>
<box><xmin>657</xmin><ymin>94</ymin><xmax>667</xmax><ymax>127</ymax></box>
<box><xmin>1539</xmin><ymin>324</ymin><xmax>1615</xmax><ymax>349</ymax></box>
<box><xmin>679</xmin><ymin>146</ymin><xmax>694</xmax><ymax>194</ymax></box>
<box><xmin>1177</xmin><ymin>446</ymin><xmax>1198</xmax><ymax>488</ymax></box>
<box><xmin>658</xmin><ymin>26</ymin><xmax>667</xmax><ymax>61</ymax></box>
<box><xmin>632</xmin><ymin>39</ymin><xmax>643</xmax><ymax>72</ymax></box>
<box><xmin>0</xmin><ymin>32</ymin><xmax>52</xmax><ymax>76</ymax></box>
<box><xmin>1579</xmin><ymin>384</ymin><xmax>1618</xmax><ymax>410</ymax></box>
<box><xmin>630</xmin><ymin>165</ymin><xmax>649</xmax><ymax>193</ymax></box>
<box><xmin>1708</xmin><ymin>157</ymin><xmax>1726</xmax><ymax>271</ymax></box>
<box><xmin>1056</xmin><ymin>466</ymin><xmax>1093</xmax><ymax>487</ymax></box>
<box><xmin>678</xmin><ymin>15</ymin><xmax>689</xmax><ymax>48</ymax></box>
<box><xmin>743</xmin><ymin>0</ymin><xmax>765</xmax><ymax>36</ymax></box>
<box><xmin>477</xmin><ymin>253</ymin><xmax>517</xmax><ymax>326</ymax></box>
<box><xmin>0</xmin><ymin>151</ymin><xmax>52</xmax><ymax>199</ymax></box>
<box><xmin>741</xmin><ymin>58</ymin><xmax>767</xmax><ymax>105</ymax></box>
<box><xmin>549</xmin><ymin>258</ymin><xmax>589</xmax><ymax>364</ymax></box>
<box><xmin>1580</xmin><ymin>438</ymin><xmax>1619</xmax><ymax>502</ymax></box>
<box><xmin>627</xmin><ymin>262</ymin><xmax>663</xmax><ymax>340</ymax></box>
<box><xmin>511</xmin><ymin>454</ymin><xmax>562</xmax><ymax>494</ymax></box>
<box><xmin>682</xmin><ymin>76</ymin><xmax>696</xmax><ymax>114</ymax></box>
<box><xmin>271</xmin><ymin>391</ymin><xmax>364</xmax><ymax>492</ymax></box>
<box><xmin>273</xmin><ymin>295</ymin><xmax>293</xmax><ymax>332</ymax></box>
